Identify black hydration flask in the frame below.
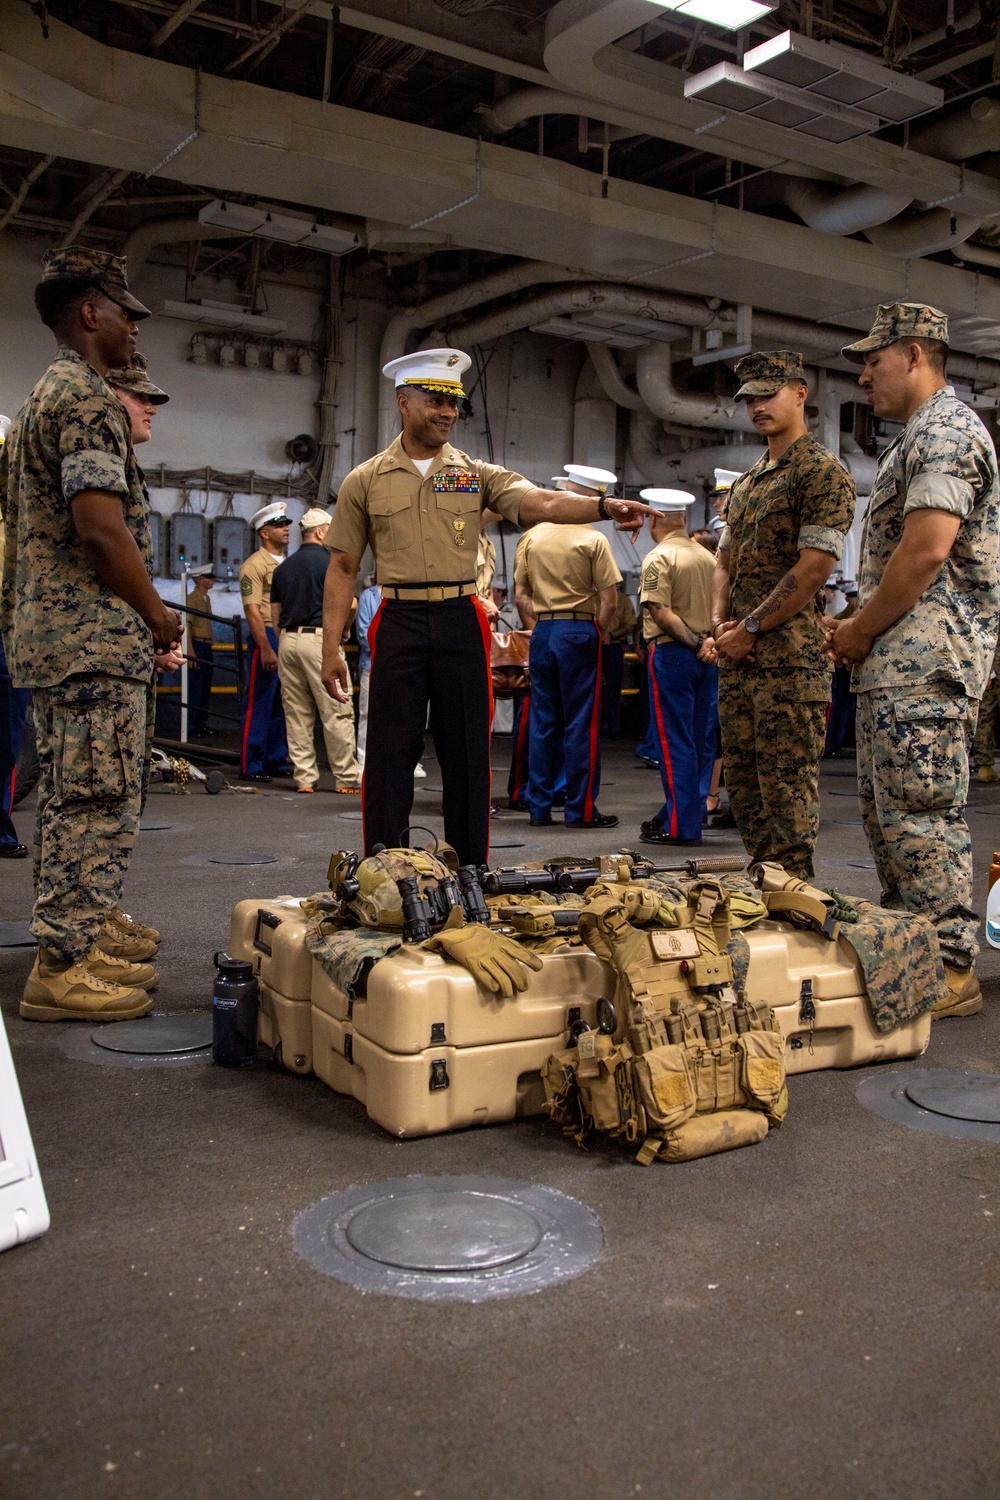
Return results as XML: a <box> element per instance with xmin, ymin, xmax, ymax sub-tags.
<box><xmin>212</xmin><ymin>952</ymin><xmax>259</xmax><ymax>1067</ymax></box>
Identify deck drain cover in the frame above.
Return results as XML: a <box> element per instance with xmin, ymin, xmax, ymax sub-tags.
<box><xmin>0</xmin><ymin>921</ymin><xmax>35</xmax><ymax>948</ymax></box>
<box><xmin>345</xmin><ymin>1190</ymin><xmax>542</xmax><ymax>1272</ymax></box>
<box><xmin>905</xmin><ymin>1074</ymin><xmax>1000</xmax><ymax>1123</ymax></box>
<box><xmin>207</xmin><ymin>851</ymin><xmax>278</xmax><ymax>865</ymax></box>
<box><xmin>856</xmin><ymin>1069</ymin><xmax>1000</xmax><ymax>1144</ymax></box>
<box><xmin>91</xmin><ymin>1014</ymin><xmax>212</xmax><ymax>1056</ymax></box>
<box><xmin>293</xmin><ymin>1175</ymin><xmax>602</xmax><ymax>1301</ymax></box>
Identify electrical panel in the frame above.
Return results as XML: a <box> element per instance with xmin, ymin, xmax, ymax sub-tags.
<box><xmin>211</xmin><ymin>516</ymin><xmax>250</xmax><ymax>582</ymax></box>
<box><xmin>148</xmin><ymin>509</ymin><xmax>164</xmax><ymax>579</ymax></box>
<box><xmin>167</xmin><ymin>513</ymin><xmax>208</xmax><ymax>578</ymax></box>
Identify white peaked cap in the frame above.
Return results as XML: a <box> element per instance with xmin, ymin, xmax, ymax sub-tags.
<box><xmin>714</xmin><ymin>468</ymin><xmax>744</xmax><ymax>491</ymax></box>
<box><xmin>640</xmin><ymin>489</ymin><xmax>697</xmax><ymax>512</ymax></box>
<box><xmin>250</xmin><ymin>501</ymin><xmax>289</xmax><ymax>531</ymax></box>
<box><xmin>563</xmin><ymin>463</ymin><xmax>618</xmax><ymax>494</ymax></box>
<box><xmin>188</xmin><ymin>563</ymin><xmax>215</xmax><ymax>578</ymax></box>
<box><xmin>382</xmin><ymin>348</ymin><xmax>471</xmax><ymax>394</ymax></box>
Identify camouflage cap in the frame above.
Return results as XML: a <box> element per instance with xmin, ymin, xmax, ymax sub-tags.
<box><xmin>107</xmin><ymin>352</ymin><xmax>169</xmax><ymax>405</ymax></box>
<box><xmin>39</xmin><ymin>246</ymin><xmax>152</xmax><ymax>321</ymax></box>
<box><xmin>733</xmin><ymin>350</ymin><xmax>807</xmax><ymax>399</ymax></box>
<box><xmin>841</xmin><ymin>302</ymin><xmax>948</xmax><ymax>364</ymax></box>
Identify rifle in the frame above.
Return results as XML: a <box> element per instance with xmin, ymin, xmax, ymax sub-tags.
<box><xmin>480</xmin><ymin>852</ymin><xmax>744</xmax><ymax>898</ymax></box>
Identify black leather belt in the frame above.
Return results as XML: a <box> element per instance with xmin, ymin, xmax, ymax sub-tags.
<box><xmin>535</xmin><ymin>610</ymin><xmax>595</xmax><ymax>621</ymax></box>
<box><xmin>282</xmin><ymin>626</ymin><xmax>321</xmax><ymax>633</ymax></box>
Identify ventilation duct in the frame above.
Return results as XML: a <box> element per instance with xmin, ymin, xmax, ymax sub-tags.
<box><xmin>635</xmin><ymin>345</ymin><xmax>756</xmax><ymax>433</ymax></box>
<box><xmin>864</xmin><ymin>208</ymin><xmax>982</xmax><ymax>258</ymax></box>
<box><xmin>777</xmin><ymin>179</ymin><xmax>913</xmax><ymax>236</ymax></box>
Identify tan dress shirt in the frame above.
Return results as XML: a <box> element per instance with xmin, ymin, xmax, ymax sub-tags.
<box><xmin>514</xmin><ymin>523</ymin><xmax>621</xmax><ymax>616</ymax></box>
<box><xmin>239</xmin><ymin>547</ymin><xmax>282</xmax><ymax>614</ymax></box>
<box><xmin>640</xmin><ymin>531</ymin><xmax>715</xmax><ymax>642</ymax></box>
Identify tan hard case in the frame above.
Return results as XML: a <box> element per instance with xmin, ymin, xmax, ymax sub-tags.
<box><xmin>228</xmin><ymin>897</ymin><xmax>314</xmax><ymax>1074</ymax></box>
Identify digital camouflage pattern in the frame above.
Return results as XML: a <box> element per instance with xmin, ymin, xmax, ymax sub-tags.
<box><xmin>841</xmin><ymin>301</ymin><xmax>948</xmax><ymax>363</ymax></box>
<box><xmin>30</xmin><ymin>675</ymin><xmax>147</xmax><ymax>961</ymax></box>
<box><xmin>856</xmin><ymin>686</ymin><xmax>979</xmax><ymax>966</ymax></box>
<box><xmin>305</xmin><ymin>919</ymin><xmax>401</xmax><ymax>998</ymax></box>
<box><xmin>972</xmin><ymin>639</ymin><xmax>1000</xmax><ymax>770</ymax></box>
<box><xmin>107</xmin><ymin>351</ymin><xmax>169</xmax><ymax>404</ymax></box>
<box><xmin>0</xmin><ymin>346</ymin><xmax>154</xmax><ymax>689</ymax></box>
<box><xmin>39</xmin><ymin>246</ymin><xmax>152</xmax><ymax>320</ymax></box>
<box><xmin>721</xmin><ymin>434</ymin><xmax>855</xmax><ymax>671</ymax></box>
<box><xmin>826</xmin><ymin>893</ymin><xmax>945</xmax><ymax>1030</ymax></box>
<box><xmin>733</xmin><ymin>349</ymin><xmax>807</xmax><ymax>398</ymax></box>
<box><xmin>719</xmin><ymin>668</ymin><xmax>828</xmax><ymax>879</ymax></box>
<box><xmin>852</xmin><ymin>386</ymin><xmax>1000</xmax><ymax>698</ymax></box>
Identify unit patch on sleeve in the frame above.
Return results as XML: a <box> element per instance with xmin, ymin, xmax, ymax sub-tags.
<box><xmin>433</xmin><ymin>471</ymin><xmax>480</xmax><ymax>493</ymax></box>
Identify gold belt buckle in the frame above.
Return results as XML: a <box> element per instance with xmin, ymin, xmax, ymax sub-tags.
<box><xmin>427</xmin><ymin>586</ymin><xmax>445</xmax><ymax>602</ymax></box>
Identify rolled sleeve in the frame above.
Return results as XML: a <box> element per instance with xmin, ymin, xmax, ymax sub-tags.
<box><xmin>903</xmin><ymin>472</ymin><xmax>975</xmax><ymax>519</ymax></box>
<box><xmin>797</xmin><ymin>524</ymin><xmax>845</xmax><ymax>560</ymax></box>
<box><xmin>477</xmin><ymin>462</ymin><xmax>534</xmax><ymax>525</ymax></box>
<box><xmin>325</xmin><ymin>470</ymin><xmax>371</xmax><ymax>557</ymax></box>
<box><xmin>61</xmin><ymin>448</ymin><xmax>128</xmax><ymax>501</ymax></box>
<box><xmin>718</xmin><ymin>524</ymin><xmax>732</xmax><ymax>551</ymax></box>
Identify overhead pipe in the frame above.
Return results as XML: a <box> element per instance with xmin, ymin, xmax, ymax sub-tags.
<box><xmin>636</xmin><ymin>345</ymin><xmax>756</xmax><ymax>433</ymax></box>
<box><xmin>778</xmin><ymin>179</ymin><xmax>913</xmax><ymax>236</ymax></box>
<box><xmin>122</xmin><ymin>214</ymin><xmax>245</xmax><ymax>283</ymax></box>
<box><xmin>585</xmin><ymin>342</ymin><xmax>644</xmax><ymax>411</ymax></box>
<box><xmin>864</xmin><ymin>207</ymin><xmax>982</xmax><ymax>258</ymax></box>
<box><xmin>476</xmin><ymin>87</ymin><xmax>641</xmax><ymax>140</ymax></box>
<box><xmin>909</xmin><ymin>98</ymin><xmax>1000</xmax><ymax>163</ymax></box>
<box><xmin>376</xmin><ymin>260</ymin><xmax>588</xmax><ymax>448</ymax></box>
<box><xmin>954</xmin><ymin>238</ymin><xmax>1000</xmax><ymax>270</ymax></box>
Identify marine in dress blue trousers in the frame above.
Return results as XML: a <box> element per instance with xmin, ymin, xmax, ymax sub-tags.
<box><xmin>241</xmin><ymin>627</ymin><xmax>291</xmax><ymax>776</ymax></box>
<box><xmin>647</xmin><ymin>641</ymin><xmax>718</xmax><ymax>840</ymax></box>
<box><xmin>527</xmin><ymin>618</ymin><xmax>603</xmax><ymax>823</ymax></box>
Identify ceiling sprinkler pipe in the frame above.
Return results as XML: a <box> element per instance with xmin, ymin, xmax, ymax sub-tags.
<box><xmin>636</xmin><ymin>344</ymin><xmax>757</xmax><ymax>433</ymax></box>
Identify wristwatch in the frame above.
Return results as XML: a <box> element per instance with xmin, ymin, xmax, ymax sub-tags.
<box><xmin>743</xmin><ymin>616</ymin><xmax>761</xmax><ymax>636</ymax></box>
<box><xmin>597</xmin><ymin>495</ymin><xmax>610</xmax><ymax>521</ymax></box>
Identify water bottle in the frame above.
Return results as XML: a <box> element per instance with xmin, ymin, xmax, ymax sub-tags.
<box><xmin>987</xmin><ymin>878</ymin><xmax>1000</xmax><ymax>951</ymax></box>
<box><xmin>212</xmin><ymin>952</ymin><xmax>259</xmax><ymax>1067</ymax></box>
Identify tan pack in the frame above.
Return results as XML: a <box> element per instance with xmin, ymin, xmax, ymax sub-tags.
<box><xmin>542</xmin><ymin>880</ymin><xmax>788</xmax><ymax>1165</ymax></box>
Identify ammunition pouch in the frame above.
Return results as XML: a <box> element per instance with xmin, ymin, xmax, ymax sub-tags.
<box><xmin>542</xmin><ymin>878</ymin><xmax>787</xmax><ymax>1165</ymax></box>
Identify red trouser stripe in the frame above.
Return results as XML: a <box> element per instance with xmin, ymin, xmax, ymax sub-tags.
<box><xmin>649</xmin><ymin>644</ymin><xmax>678</xmax><ymax>837</ymax></box>
<box><xmin>582</xmin><ymin>624</ymin><xmax>602</xmax><ymax>823</ymax></box>
<box><xmin>512</xmin><ymin>698</ymin><xmax>530</xmax><ymax>800</ymax></box>
<box><xmin>472</xmin><ymin>596</ymin><xmax>494</xmax><ymax>861</ymax></box>
<box><xmin>240</xmin><ymin>646</ymin><xmax>260</xmax><ymax>774</ymax></box>
<box><xmin>361</xmin><ymin>600</ymin><xmax>386</xmax><ymax>855</ymax></box>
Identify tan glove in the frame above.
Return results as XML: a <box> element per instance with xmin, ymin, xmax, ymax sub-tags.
<box><xmin>423</xmin><ymin>922</ymin><xmax>544</xmax><ymax>998</ymax></box>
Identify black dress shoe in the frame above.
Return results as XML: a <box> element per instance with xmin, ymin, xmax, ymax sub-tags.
<box><xmin>640</xmin><ymin>817</ymin><xmax>664</xmax><ymax>836</ymax></box>
<box><xmin>270</xmin><ymin>767</ymin><xmax>295</xmax><ymax>779</ymax></box>
<box><xmin>0</xmin><ymin>841</ymin><xmax>28</xmax><ymax>859</ymax></box>
<box><xmin>566</xmin><ymin>812</ymin><xmax>619</xmax><ymax>829</ymax></box>
<box><xmin>639</xmin><ymin>828</ymin><xmax>702</xmax><ymax>847</ymax></box>
<box><xmin>635</xmin><ymin>755</ymin><xmax>659</xmax><ymax>769</ymax></box>
<box><xmin>508</xmin><ymin>798</ymin><xmax>528</xmax><ymax>812</ymax></box>
<box><xmin>529</xmin><ymin>814</ymin><xmax>553</xmax><ymax>827</ymax></box>
<box><xmin>243</xmin><ymin>772</ymin><xmax>272</xmax><ymax>784</ymax></box>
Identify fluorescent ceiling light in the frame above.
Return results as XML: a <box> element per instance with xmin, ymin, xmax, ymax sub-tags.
<box><xmin>669</xmin><ymin>0</ymin><xmax>776</xmax><ymax>29</ymax></box>
<box><xmin>157</xmin><ymin>299</ymin><xmax>287</xmax><ymax>335</ymax></box>
<box><xmin>684</xmin><ymin>60</ymin><xmax>879</xmax><ymax>139</ymax></box>
<box><xmin>744</xmin><ymin>31</ymin><xmax>943</xmax><ymax>121</ymax></box>
<box><xmin>198</xmin><ymin>200</ymin><xmax>360</xmax><ymax>256</ymax></box>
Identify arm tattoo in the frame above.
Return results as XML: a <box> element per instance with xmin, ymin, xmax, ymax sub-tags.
<box><xmin>753</xmin><ymin>569</ymin><xmax>799</xmax><ymax>624</ymax></box>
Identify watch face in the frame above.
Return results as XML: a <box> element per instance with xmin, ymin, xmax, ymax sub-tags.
<box><xmin>745</xmin><ymin>617</ymin><xmax>760</xmax><ymax>635</ymax></box>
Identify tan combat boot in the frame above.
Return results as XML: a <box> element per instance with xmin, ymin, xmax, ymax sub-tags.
<box><xmin>97</xmin><ymin>922</ymin><xmax>159</xmax><ymax>962</ymax></box>
<box><xmin>85</xmin><ymin>948</ymin><xmax>160</xmax><ymax>991</ymax></box>
<box><xmin>21</xmin><ymin>952</ymin><xmax>152</xmax><ymax>1022</ymax></box>
<box><xmin>106</xmin><ymin>908</ymin><xmax>162</xmax><ymax>946</ymax></box>
<box><xmin>976</xmin><ymin>766</ymin><xmax>999</xmax><ymax>784</ymax></box>
<box><xmin>932</xmin><ymin>963</ymin><xmax>984</xmax><ymax>1019</ymax></box>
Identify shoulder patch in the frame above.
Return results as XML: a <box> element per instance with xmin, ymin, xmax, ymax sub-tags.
<box><xmin>642</xmin><ymin>562</ymin><xmax>659</xmax><ymax>591</ymax></box>
<box><xmin>240</xmin><ymin>576</ymin><xmax>252</xmax><ymax>596</ymax></box>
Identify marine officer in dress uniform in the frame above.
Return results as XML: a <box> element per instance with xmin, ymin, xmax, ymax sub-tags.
<box><xmin>238</xmin><ymin>500</ymin><xmax>293</xmax><ymax>783</ymax></box>
<box><xmin>320</xmin><ymin>351</ymin><xmax>652</xmax><ymax>867</ymax></box>
<box><xmin>514</xmin><ymin>464</ymin><xmax>623</xmax><ymax>830</ymax></box>
<box><xmin>637</xmin><ymin>490</ymin><xmax>718</xmax><ymax>848</ymax></box>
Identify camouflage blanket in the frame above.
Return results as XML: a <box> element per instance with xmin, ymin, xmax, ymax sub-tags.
<box><xmin>301</xmin><ymin>892</ymin><xmax>401</xmax><ymax>998</ymax></box>
<box><xmin>827</xmin><ymin>895</ymin><xmax>945</xmax><ymax>1033</ymax></box>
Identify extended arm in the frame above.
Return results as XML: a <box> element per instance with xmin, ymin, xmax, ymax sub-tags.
<box><xmin>716</xmin><ymin>547</ymin><xmax>834</xmax><ymax>663</ymax></box>
<box><xmin>828</xmin><ymin>509</ymin><xmax>961</xmax><ymax>666</ymax></box>
<box><xmin>517</xmin><ymin>488</ymin><xmax>653</xmax><ymax>534</ymax></box>
<box><xmin>322</xmin><ymin>548</ymin><xmax>361</xmax><ymax>700</ymax></box>
<box><xmin>71</xmin><ymin>490</ymin><xmax>180</xmax><ymax>652</ymax></box>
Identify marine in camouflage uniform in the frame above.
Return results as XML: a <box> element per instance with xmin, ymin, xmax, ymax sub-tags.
<box><xmin>0</xmin><ymin>248</ymin><xmax>177</xmax><ymax>1019</ymax></box>
<box><xmin>971</xmin><ymin>637</ymin><xmax>1000</xmax><ymax>780</ymax></box>
<box><xmin>713</xmin><ymin>352</ymin><xmax>856</xmax><ymax>878</ymax></box>
<box><xmin>835</xmin><ymin>304</ymin><xmax>1000</xmax><ymax>1006</ymax></box>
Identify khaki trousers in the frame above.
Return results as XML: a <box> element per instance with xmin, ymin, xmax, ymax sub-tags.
<box><xmin>277</xmin><ymin>629</ymin><xmax>359</xmax><ymax>789</ymax></box>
